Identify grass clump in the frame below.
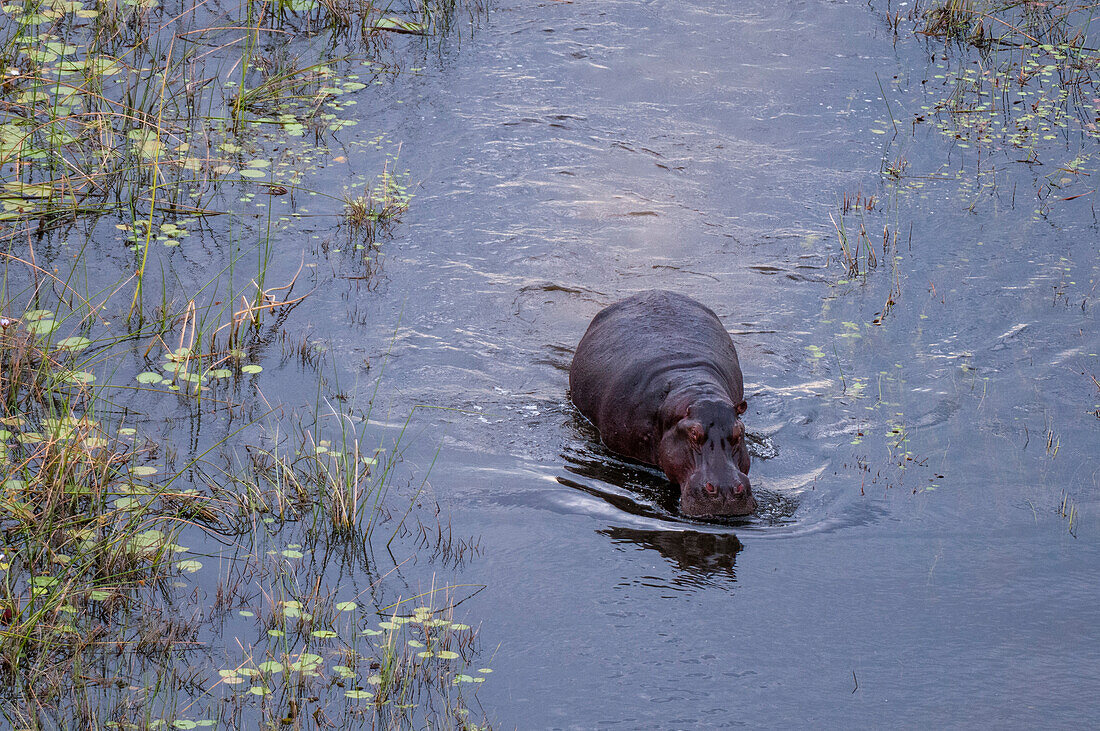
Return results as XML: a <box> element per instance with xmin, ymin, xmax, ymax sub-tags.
<box><xmin>921</xmin><ymin>0</ymin><xmax>991</xmax><ymax>46</ymax></box>
<box><xmin>0</xmin><ymin>299</ymin><xmax>214</xmax><ymax>726</ymax></box>
<box><xmin>343</xmin><ymin>162</ymin><xmax>413</xmax><ymax>241</ymax></box>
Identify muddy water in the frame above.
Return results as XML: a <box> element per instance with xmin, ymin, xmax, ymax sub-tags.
<box><xmin>293</xmin><ymin>0</ymin><xmax>1100</xmax><ymax>725</ymax></box>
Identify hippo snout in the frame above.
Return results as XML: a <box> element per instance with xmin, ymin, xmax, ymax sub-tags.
<box><xmin>681</xmin><ymin>474</ymin><xmax>756</xmax><ymax>517</ymax></box>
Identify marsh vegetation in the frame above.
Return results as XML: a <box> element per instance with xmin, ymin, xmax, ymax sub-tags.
<box><xmin>1</xmin><ymin>0</ymin><xmax>490</xmax><ymax>726</ymax></box>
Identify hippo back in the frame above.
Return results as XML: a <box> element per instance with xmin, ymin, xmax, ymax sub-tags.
<box><xmin>569</xmin><ymin>290</ymin><xmax>744</xmax><ymax>464</ymax></box>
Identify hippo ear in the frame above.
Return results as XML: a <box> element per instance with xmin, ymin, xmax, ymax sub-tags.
<box><xmin>735</xmin><ymin>400</ymin><xmax>747</xmax><ymax>415</ymax></box>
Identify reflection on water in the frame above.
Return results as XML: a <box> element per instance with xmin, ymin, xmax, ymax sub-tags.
<box><xmin>601</xmin><ymin>527</ymin><xmax>742</xmax><ymax>587</ymax></box>
<box><xmin>556</xmin><ymin>471</ymin><xmax>680</xmax><ymax>522</ymax></box>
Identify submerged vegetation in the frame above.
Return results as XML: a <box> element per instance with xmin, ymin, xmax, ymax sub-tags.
<box><xmin>0</xmin><ymin>0</ymin><xmax>489</xmax><ymax>726</ymax></box>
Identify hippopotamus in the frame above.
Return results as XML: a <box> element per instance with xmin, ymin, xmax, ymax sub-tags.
<box><xmin>569</xmin><ymin>290</ymin><xmax>756</xmax><ymax>517</ymax></box>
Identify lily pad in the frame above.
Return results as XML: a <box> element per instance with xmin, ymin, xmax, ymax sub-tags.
<box><xmin>55</xmin><ymin>336</ymin><xmax>91</xmax><ymax>351</ymax></box>
<box><xmin>26</xmin><ymin>318</ymin><xmax>58</xmax><ymax>336</ymax></box>
<box><xmin>60</xmin><ymin>370</ymin><xmax>94</xmax><ymax>384</ymax></box>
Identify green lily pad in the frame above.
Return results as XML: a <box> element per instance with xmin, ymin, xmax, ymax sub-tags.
<box><xmin>218</xmin><ymin>670</ymin><xmax>245</xmax><ymax>684</ymax></box>
<box><xmin>26</xmin><ymin>318</ymin><xmax>58</xmax><ymax>336</ymax></box>
<box><xmin>55</xmin><ymin>336</ymin><xmax>91</xmax><ymax>351</ymax></box>
<box><xmin>373</xmin><ymin>17</ymin><xmax>427</xmax><ymax>34</ymax></box>
<box><xmin>60</xmin><ymin>370</ymin><xmax>94</xmax><ymax>384</ymax></box>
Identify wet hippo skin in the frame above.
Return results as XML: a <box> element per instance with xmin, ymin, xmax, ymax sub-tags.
<box><xmin>569</xmin><ymin>290</ymin><xmax>756</xmax><ymax>517</ymax></box>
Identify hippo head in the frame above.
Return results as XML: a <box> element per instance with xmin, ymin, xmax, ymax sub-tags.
<box><xmin>657</xmin><ymin>398</ymin><xmax>756</xmax><ymax>517</ymax></box>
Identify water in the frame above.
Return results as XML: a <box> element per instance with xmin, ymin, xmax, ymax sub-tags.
<box><xmin>314</xmin><ymin>0</ymin><xmax>1100</xmax><ymax>725</ymax></box>
<box><xmin>8</xmin><ymin>0</ymin><xmax>1099</xmax><ymax>724</ymax></box>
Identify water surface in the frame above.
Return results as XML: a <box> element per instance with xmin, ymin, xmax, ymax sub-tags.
<box><xmin>323</xmin><ymin>0</ymin><xmax>1100</xmax><ymax>725</ymax></box>
<box><xmin>11</xmin><ymin>0</ymin><xmax>1099</xmax><ymax>724</ymax></box>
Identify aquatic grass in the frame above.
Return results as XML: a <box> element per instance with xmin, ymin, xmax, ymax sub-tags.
<box><xmin>0</xmin><ymin>0</ymin><xmax>493</xmax><ymax>724</ymax></box>
<box><xmin>210</xmin><ymin>573</ymin><xmax>490</xmax><ymax>728</ymax></box>
<box><xmin>1059</xmin><ymin>490</ymin><xmax>1078</xmax><ymax>537</ymax></box>
<box><xmin>878</xmin><ymin>0</ymin><xmax>1100</xmax><ymax>212</ymax></box>
<box><xmin>0</xmin><ymin>358</ymin><xmax>228</xmax><ymax>727</ymax></box>
<box><xmin>0</xmin><ymin>264</ymin><xmax>492</xmax><ymax>726</ymax></box>
<box><xmin>920</xmin><ymin>0</ymin><xmax>992</xmax><ymax>46</ymax></box>
<box><xmin>342</xmin><ymin>158</ymin><xmax>413</xmax><ymax>241</ymax></box>
<box><xmin>841</xmin><ymin>0</ymin><xmax>1099</xmax><ymax>326</ymax></box>
<box><xmin>0</xmin><ymin>0</ymin><xmax>417</xmax><ymax>247</ymax></box>
<box><xmin>222</xmin><ymin>394</ymin><xmax>403</xmax><ymax>541</ymax></box>
<box><xmin>840</xmin><ymin>189</ymin><xmax>876</xmax><ymax>213</ymax></box>
<box><xmin>828</xmin><ymin>208</ymin><xmax>877</xmax><ymax>278</ymax></box>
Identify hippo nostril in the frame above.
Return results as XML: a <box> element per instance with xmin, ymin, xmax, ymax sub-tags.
<box><xmin>733</xmin><ymin>483</ymin><xmax>745</xmax><ymax>495</ymax></box>
<box><xmin>704</xmin><ymin>482</ymin><xmax>717</xmax><ymax>494</ymax></box>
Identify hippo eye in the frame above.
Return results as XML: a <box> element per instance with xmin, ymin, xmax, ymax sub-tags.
<box><xmin>685</xmin><ymin>422</ymin><xmax>705</xmax><ymax>444</ymax></box>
